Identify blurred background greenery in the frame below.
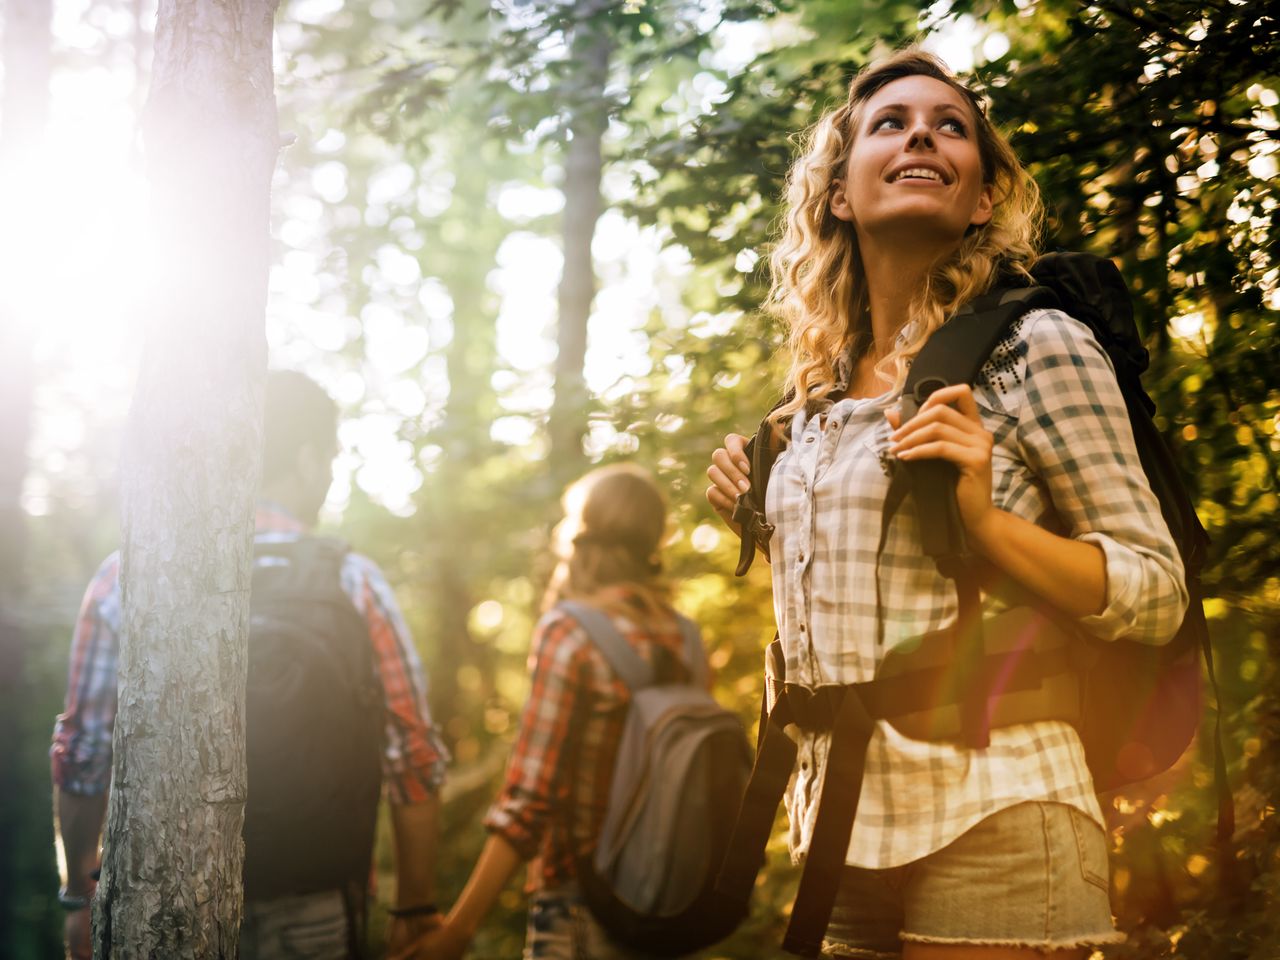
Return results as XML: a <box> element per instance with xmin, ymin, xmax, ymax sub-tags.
<box><xmin>1</xmin><ymin>1</ymin><xmax>1277</xmax><ymax>957</ymax></box>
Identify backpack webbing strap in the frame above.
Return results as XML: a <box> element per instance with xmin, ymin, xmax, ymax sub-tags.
<box><xmin>558</xmin><ymin>601</ymin><xmax>653</xmax><ymax>692</ymax></box>
<box><xmin>716</xmin><ymin>628</ymin><xmax>1078</xmax><ymax>956</ymax></box>
<box><xmin>715</xmin><ymin>694</ymin><xmax>797</xmax><ymax>905</ymax></box>
<box><xmin>781</xmin><ymin>688</ymin><xmax>876</xmax><ymax>957</ymax></box>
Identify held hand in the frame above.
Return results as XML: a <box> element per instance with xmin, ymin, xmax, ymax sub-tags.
<box><xmin>65</xmin><ymin>905</ymin><xmax>92</xmax><ymax>960</ymax></box>
<box><xmin>389</xmin><ymin>916</ymin><xmax>469</xmax><ymax>960</ymax></box>
<box><xmin>886</xmin><ymin>384</ymin><xmax>996</xmax><ymax>545</ymax></box>
<box><xmin>706</xmin><ymin>433</ymin><xmax>751</xmax><ymax>536</ymax></box>
<box><xmin>387</xmin><ymin>913</ymin><xmax>444</xmax><ymax>959</ymax></box>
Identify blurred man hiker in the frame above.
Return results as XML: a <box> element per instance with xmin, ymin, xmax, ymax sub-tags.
<box><xmin>50</xmin><ymin>369</ymin><xmax>449</xmax><ymax>960</ymax></box>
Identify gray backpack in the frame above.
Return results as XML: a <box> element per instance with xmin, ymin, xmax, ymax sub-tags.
<box><xmin>558</xmin><ymin>601</ymin><xmax>753</xmax><ymax>957</ymax></box>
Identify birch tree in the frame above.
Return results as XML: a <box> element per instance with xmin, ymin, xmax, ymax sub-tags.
<box><xmin>93</xmin><ymin>0</ymin><xmax>278</xmax><ymax>955</ymax></box>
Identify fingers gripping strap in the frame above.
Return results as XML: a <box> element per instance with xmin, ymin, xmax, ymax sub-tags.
<box><xmin>783</xmin><ymin>690</ymin><xmax>877</xmax><ymax>957</ymax></box>
<box><xmin>902</xmin><ymin>287</ymin><xmax>1055</xmax><ymax>568</ymax></box>
<box><xmin>557</xmin><ymin>601</ymin><xmax>653</xmax><ymax>692</ymax></box>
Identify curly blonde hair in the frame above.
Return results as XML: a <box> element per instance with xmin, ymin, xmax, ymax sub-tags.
<box><xmin>768</xmin><ymin>49</ymin><xmax>1044</xmax><ymax>434</ymax></box>
<box><xmin>543</xmin><ymin>463</ymin><xmax>672</xmax><ymax>618</ymax></box>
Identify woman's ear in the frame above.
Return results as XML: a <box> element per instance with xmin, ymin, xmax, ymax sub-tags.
<box><xmin>970</xmin><ymin>184</ymin><xmax>994</xmax><ymax>228</ymax></box>
<box><xmin>830</xmin><ymin>178</ymin><xmax>854</xmax><ymax>223</ymax></box>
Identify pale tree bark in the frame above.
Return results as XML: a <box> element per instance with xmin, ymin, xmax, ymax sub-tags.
<box><xmin>93</xmin><ymin>1</ymin><xmax>279</xmax><ymax>956</ymax></box>
<box><xmin>547</xmin><ymin>1</ymin><xmax>612</xmax><ymax>487</ymax></box>
<box><xmin>0</xmin><ymin>0</ymin><xmax>52</xmax><ymax>944</ymax></box>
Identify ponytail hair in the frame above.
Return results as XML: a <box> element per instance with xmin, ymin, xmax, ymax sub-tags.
<box><xmin>543</xmin><ymin>463</ymin><xmax>671</xmax><ymax>617</ymax></box>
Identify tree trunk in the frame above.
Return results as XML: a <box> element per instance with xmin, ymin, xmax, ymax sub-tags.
<box><xmin>94</xmin><ymin>1</ymin><xmax>278</xmax><ymax>956</ymax></box>
<box><xmin>0</xmin><ymin>0</ymin><xmax>52</xmax><ymax>948</ymax></box>
<box><xmin>428</xmin><ymin>157</ymin><xmax>502</xmax><ymax>734</ymax></box>
<box><xmin>547</xmin><ymin>4</ymin><xmax>611</xmax><ymax>487</ymax></box>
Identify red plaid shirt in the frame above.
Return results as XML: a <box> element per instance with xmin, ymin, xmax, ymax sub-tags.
<box><xmin>484</xmin><ymin>588</ymin><xmax>704</xmax><ymax>891</ymax></box>
<box><xmin>50</xmin><ymin>502</ymin><xmax>448</xmax><ymax>803</ymax></box>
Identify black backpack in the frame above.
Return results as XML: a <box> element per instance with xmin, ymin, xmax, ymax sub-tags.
<box><xmin>241</xmin><ymin>536</ymin><xmax>384</xmax><ymax>903</ymax></box>
<box><xmin>715</xmin><ymin>253</ymin><xmax>1230</xmax><ymax>957</ymax></box>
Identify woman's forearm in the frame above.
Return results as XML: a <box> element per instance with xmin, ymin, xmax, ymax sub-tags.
<box><xmin>447</xmin><ymin>833</ymin><xmax>524</xmax><ymax>939</ymax></box>
<box><xmin>969</xmin><ymin>507</ymin><xmax>1107</xmax><ymax>620</ymax></box>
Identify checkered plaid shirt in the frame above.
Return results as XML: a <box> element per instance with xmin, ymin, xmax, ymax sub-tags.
<box><xmin>50</xmin><ymin>502</ymin><xmax>448</xmax><ymax>804</ymax></box>
<box><xmin>769</xmin><ymin>308</ymin><xmax>1187</xmax><ymax>869</ymax></box>
<box><xmin>484</xmin><ymin>590</ymin><xmax>699</xmax><ymax>890</ymax></box>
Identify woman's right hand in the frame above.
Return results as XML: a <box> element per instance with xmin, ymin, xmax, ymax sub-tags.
<box><xmin>390</xmin><ymin>917</ymin><xmax>468</xmax><ymax>960</ymax></box>
<box><xmin>706</xmin><ymin>433</ymin><xmax>751</xmax><ymax>537</ymax></box>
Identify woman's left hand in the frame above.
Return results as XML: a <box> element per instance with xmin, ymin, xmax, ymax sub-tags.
<box><xmin>886</xmin><ymin>384</ymin><xmax>996</xmax><ymax>544</ymax></box>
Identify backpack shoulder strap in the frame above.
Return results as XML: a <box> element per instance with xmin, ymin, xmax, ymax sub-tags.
<box><xmin>673</xmin><ymin>613</ymin><xmax>708</xmax><ymax>687</ymax></box>
<box><xmin>901</xmin><ymin>284</ymin><xmax>1059</xmax><ymax>567</ymax></box>
<box><xmin>557</xmin><ymin>600</ymin><xmax>653</xmax><ymax>692</ymax></box>
<box><xmin>732</xmin><ymin>392</ymin><xmax>793</xmax><ymax>577</ymax></box>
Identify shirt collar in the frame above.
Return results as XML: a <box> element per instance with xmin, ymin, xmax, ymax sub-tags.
<box><xmin>829</xmin><ymin>321</ymin><xmax>917</xmax><ymax>397</ymax></box>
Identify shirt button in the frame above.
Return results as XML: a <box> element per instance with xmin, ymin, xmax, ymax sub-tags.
<box><xmin>799</xmin><ymin>623</ymin><xmax>806</xmax><ymax>633</ymax></box>
<box><xmin>805</xmin><ymin>435</ymin><xmax>815</xmax><ymax>443</ymax></box>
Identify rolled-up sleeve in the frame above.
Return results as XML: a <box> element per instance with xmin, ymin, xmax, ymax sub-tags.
<box><xmin>1016</xmin><ymin>309</ymin><xmax>1188</xmax><ymax>644</ymax></box>
<box><xmin>483</xmin><ymin>611</ymin><xmax>590</xmax><ymax>859</ymax></box>
<box><xmin>342</xmin><ymin>553</ymin><xmax>450</xmax><ymax>803</ymax></box>
<box><xmin>51</xmin><ymin>554</ymin><xmax>121</xmax><ymax>796</ymax></box>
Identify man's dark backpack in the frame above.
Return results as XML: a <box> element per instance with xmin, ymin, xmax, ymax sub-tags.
<box><xmin>241</xmin><ymin>537</ymin><xmax>383</xmax><ymax>904</ymax></box>
<box><xmin>557</xmin><ymin>601</ymin><xmax>754</xmax><ymax>957</ymax></box>
<box><xmin>716</xmin><ymin>252</ymin><xmax>1229</xmax><ymax>957</ymax></box>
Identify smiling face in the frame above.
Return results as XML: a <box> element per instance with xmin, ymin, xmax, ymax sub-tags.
<box><xmin>830</xmin><ymin>74</ymin><xmax>993</xmax><ymax>248</ymax></box>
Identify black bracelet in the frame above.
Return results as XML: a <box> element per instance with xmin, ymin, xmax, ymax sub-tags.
<box><xmin>57</xmin><ymin>887</ymin><xmax>92</xmax><ymax>912</ymax></box>
<box><xmin>388</xmin><ymin>903</ymin><xmax>439</xmax><ymax>918</ymax></box>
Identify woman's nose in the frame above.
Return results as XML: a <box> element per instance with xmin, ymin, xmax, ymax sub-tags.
<box><xmin>906</xmin><ymin>120</ymin><xmax>935</xmax><ymax>149</ymax></box>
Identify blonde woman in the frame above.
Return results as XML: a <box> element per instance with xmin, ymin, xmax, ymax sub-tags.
<box><xmin>706</xmin><ymin>51</ymin><xmax>1186</xmax><ymax>959</ymax></box>
<box><xmin>403</xmin><ymin>464</ymin><xmax>700</xmax><ymax>960</ymax></box>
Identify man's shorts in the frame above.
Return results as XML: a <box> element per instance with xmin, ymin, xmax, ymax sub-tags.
<box><xmin>821</xmin><ymin>801</ymin><xmax>1125</xmax><ymax>959</ymax></box>
<box><xmin>240</xmin><ymin>890</ymin><xmax>349</xmax><ymax>960</ymax></box>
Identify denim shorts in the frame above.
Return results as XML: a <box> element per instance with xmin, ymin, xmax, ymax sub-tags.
<box><xmin>821</xmin><ymin>801</ymin><xmax>1124</xmax><ymax>959</ymax></box>
<box><xmin>525</xmin><ymin>887</ymin><xmax>655</xmax><ymax>960</ymax></box>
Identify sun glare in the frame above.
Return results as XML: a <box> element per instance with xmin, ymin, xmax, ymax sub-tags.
<box><xmin>7</xmin><ymin>25</ymin><xmax>149</xmax><ymax>516</ymax></box>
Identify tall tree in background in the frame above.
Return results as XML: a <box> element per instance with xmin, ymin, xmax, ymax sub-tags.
<box><xmin>93</xmin><ymin>0</ymin><xmax>277</xmax><ymax>955</ymax></box>
<box><xmin>0</xmin><ymin>0</ymin><xmax>53</xmax><ymax>947</ymax></box>
<box><xmin>547</xmin><ymin>0</ymin><xmax>612</xmax><ymax>486</ymax></box>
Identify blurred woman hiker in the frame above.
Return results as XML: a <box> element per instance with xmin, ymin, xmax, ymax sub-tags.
<box><xmin>706</xmin><ymin>50</ymin><xmax>1187</xmax><ymax>959</ymax></box>
<box><xmin>399</xmin><ymin>464</ymin><xmax>722</xmax><ymax>960</ymax></box>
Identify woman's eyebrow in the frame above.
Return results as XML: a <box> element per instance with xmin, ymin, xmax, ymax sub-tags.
<box><xmin>870</xmin><ymin>102</ymin><xmax>968</xmax><ymax>114</ymax></box>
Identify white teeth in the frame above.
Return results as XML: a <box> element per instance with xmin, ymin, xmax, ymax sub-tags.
<box><xmin>893</xmin><ymin>167</ymin><xmax>943</xmax><ymax>182</ymax></box>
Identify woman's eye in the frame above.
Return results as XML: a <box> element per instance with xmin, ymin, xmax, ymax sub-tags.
<box><xmin>940</xmin><ymin>117</ymin><xmax>967</xmax><ymax>135</ymax></box>
<box><xmin>872</xmin><ymin>116</ymin><xmax>903</xmax><ymax>131</ymax></box>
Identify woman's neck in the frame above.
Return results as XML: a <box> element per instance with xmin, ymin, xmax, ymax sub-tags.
<box><xmin>858</xmin><ymin>231</ymin><xmax>955</xmax><ymax>354</ymax></box>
